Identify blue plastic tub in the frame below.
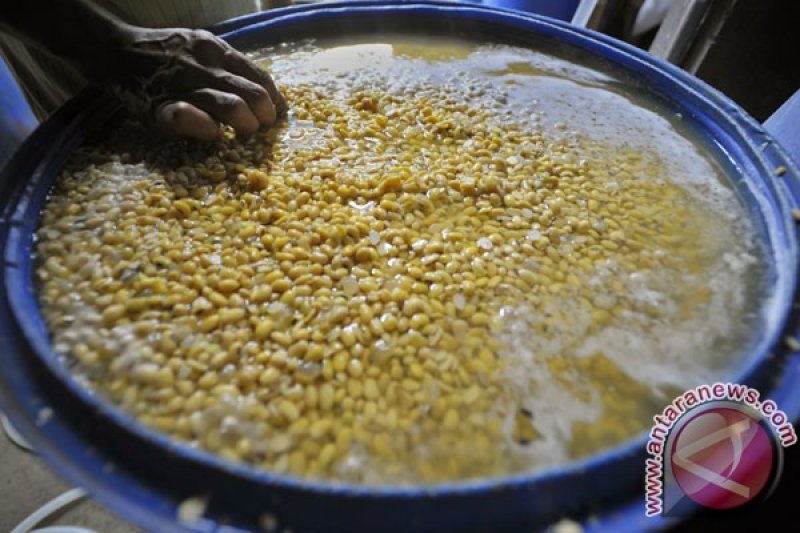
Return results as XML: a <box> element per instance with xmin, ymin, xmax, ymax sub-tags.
<box><xmin>0</xmin><ymin>57</ymin><xmax>38</xmax><ymax>167</ymax></box>
<box><xmin>1</xmin><ymin>2</ymin><xmax>800</xmax><ymax>531</ymax></box>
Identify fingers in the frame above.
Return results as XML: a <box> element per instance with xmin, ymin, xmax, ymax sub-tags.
<box><xmin>140</xmin><ymin>29</ymin><xmax>287</xmax><ymax>140</ymax></box>
<box><xmin>182</xmin><ymin>88</ymin><xmax>262</xmax><ymax>135</ymax></box>
<box><xmin>191</xmin><ymin>33</ymin><xmax>283</xmax><ymax>126</ymax></box>
<box><xmin>155</xmin><ymin>101</ymin><xmax>221</xmax><ymax>141</ymax></box>
<box><xmin>190</xmin><ymin>30</ymin><xmax>226</xmax><ymax>61</ymax></box>
<box><xmin>220</xmin><ymin>46</ymin><xmax>288</xmax><ymax>117</ymax></box>
<box><xmin>211</xmin><ymin>71</ymin><xmax>277</xmax><ymax>126</ymax></box>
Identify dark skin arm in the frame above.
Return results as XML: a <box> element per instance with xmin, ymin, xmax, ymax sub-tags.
<box><xmin>0</xmin><ymin>0</ymin><xmax>286</xmax><ymax>140</ymax></box>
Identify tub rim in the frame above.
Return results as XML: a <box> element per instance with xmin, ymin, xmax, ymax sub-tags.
<box><xmin>1</xmin><ymin>1</ymin><xmax>799</xmax><ymax>530</ymax></box>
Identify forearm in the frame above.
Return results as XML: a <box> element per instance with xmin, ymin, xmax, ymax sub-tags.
<box><xmin>0</xmin><ymin>0</ymin><xmax>130</xmax><ymax>81</ymax></box>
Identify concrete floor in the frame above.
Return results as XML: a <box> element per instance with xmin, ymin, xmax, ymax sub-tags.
<box><xmin>0</xmin><ymin>425</ymin><xmax>138</xmax><ymax>532</ymax></box>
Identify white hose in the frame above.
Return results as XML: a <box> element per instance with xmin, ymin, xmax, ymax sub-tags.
<box><xmin>2</xmin><ymin>413</ymin><xmax>97</xmax><ymax>533</ymax></box>
<box><xmin>10</xmin><ymin>488</ymin><xmax>88</xmax><ymax>533</ymax></box>
<box><xmin>31</xmin><ymin>528</ymin><xmax>96</xmax><ymax>533</ymax></box>
<box><xmin>1</xmin><ymin>414</ymin><xmax>35</xmax><ymax>452</ymax></box>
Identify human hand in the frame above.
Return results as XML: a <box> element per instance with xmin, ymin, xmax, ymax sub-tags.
<box><xmin>95</xmin><ymin>27</ymin><xmax>286</xmax><ymax>141</ymax></box>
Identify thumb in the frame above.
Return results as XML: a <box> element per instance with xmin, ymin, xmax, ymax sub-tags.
<box><xmin>155</xmin><ymin>100</ymin><xmax>222</xmax><ymax>141</ymax></box>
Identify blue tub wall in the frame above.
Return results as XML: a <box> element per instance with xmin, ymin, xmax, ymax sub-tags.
<box><xmin>0</xmin><ymin>3</ymin><xmax>799</xmax><ymax>532</ymax></box>
<box><xmin>0</xmin><ymin>56</ymin><xmax>37</xmax><ymax>168</ymax></box>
